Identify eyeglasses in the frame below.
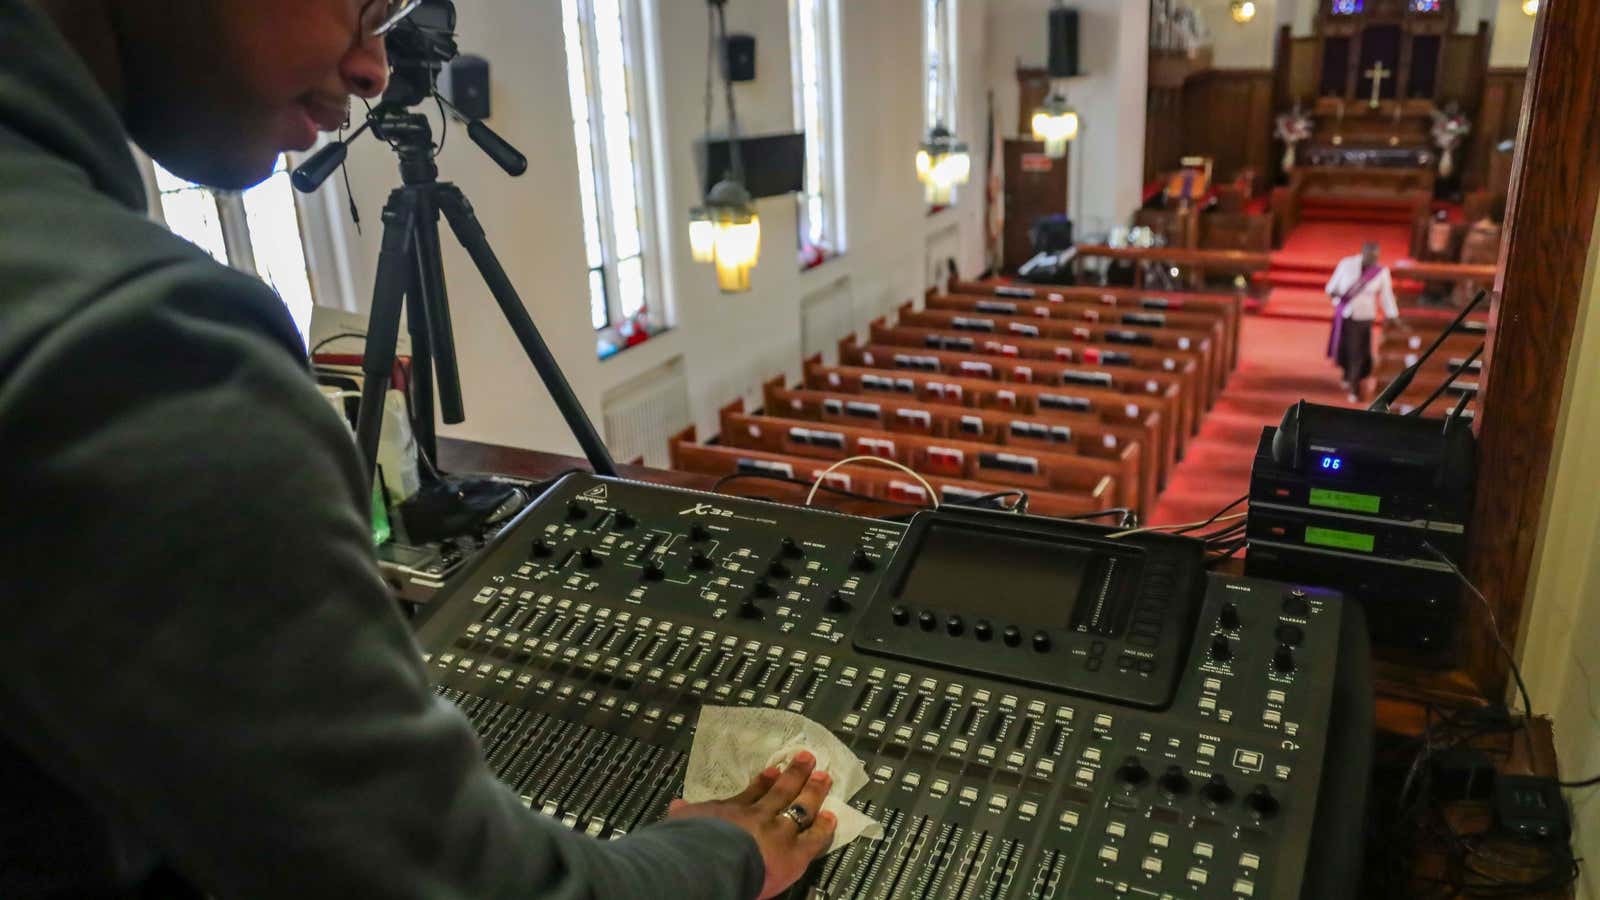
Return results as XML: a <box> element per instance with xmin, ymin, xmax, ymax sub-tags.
<box><xmin>361</xmin><ymin>0</ymin><xmax>422</xmax><ymax>38</ymax></box>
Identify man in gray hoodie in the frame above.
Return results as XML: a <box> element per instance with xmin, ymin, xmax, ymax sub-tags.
<box><xmin>0</xmin><ymin>1</ymin><xmax>836</xmax><ymax>896</ymax></box>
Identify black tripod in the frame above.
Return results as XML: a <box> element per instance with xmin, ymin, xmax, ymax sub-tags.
<box><xmin>297</xmin><ymin>102</ymin><xmax>617</xmax><ymax>486</ymax></box>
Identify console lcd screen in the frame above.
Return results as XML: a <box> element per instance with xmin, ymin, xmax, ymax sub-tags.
<box><xmin>898</xmin><ymin>520</ymin><xmax>1097</xmax><ymax>627</ymax></box>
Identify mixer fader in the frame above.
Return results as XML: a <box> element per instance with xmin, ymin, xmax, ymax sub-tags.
<box><xmin>414</xmin><ymin>473</ymin><xmax>1346</xmax><ymax>899</ymax></box>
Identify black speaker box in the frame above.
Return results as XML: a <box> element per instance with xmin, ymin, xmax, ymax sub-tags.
<box><xmin>444</xmin><ymin>54</ymin><xmax>491</xmax><ymax>121</ymax></box>
<box><xmin>1049</xmin><ymin>8</ymin><xmax>1081</xmax><ymax>78</ymax></box>
<box><xmin>724</xmin><ymin>34</ymin><xmax>757</xmax><ymax>82</ymax></box>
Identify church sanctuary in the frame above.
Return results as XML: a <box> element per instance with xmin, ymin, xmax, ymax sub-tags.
<box><xmin>8</xmin><ymin>0</ymin><xmax>1600</xmax><ymax>896</ymax></box>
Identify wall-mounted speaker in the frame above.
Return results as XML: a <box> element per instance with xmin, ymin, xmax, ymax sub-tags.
<box><xmin>1049</xmin><ymin>8</ymin><xmax>1082</xmax><ymax>78</ymax></box>
<box><xmin>443</xmin><ymin>54</ymin><xmax>491</xmax><ymax>121</ymax></box>
<box><xmin>724</xmin><ymin>34</ymin><xmax>757</xmax><ymax>82</ymax></box>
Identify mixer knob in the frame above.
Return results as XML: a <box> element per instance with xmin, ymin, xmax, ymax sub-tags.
<box><xmin>767</xmin><ymin>557</ymin><xmax>791</xmax><ymax>579</ymax></box>
<box><xmin>1201</xmin><ymin>774</ymin><xmax>1233</xmax><ymax>806</ymax></box>
<box><xmin>850</xmin><ymin>548</ymin><xmax>875</xmax><ymax>572</ymax></box>
<box><xmin>1031</xmin><ymin>631</ymin><xmax>1053</xmax><ymax>652</ymax></box>
<box><xmin>918</xmin><ymin>611</ymin><xmax>938</xmax><ymax>631</ymax></box>
<box><xmin>891</xmin><ymin>605</ymin><xmax>911</xmax><ymax>626</ymax></box>
<box><xmin>738</xmin><ymin>597</ymin><xmax>764</xmax><ymax>620</ymax></box>
<box><xmin>1274</xmin><ymin>623</ymin><xmax>1305</xmax><ymax>647</ymax></box>
<box><xmin>1219</xmin><ymin>601</ymin><xmax>1241</xmax><ymax>631</ymax></box>
<box><xmin>579</xmin><ymin>547</ymin><xmax>602</xmax><ymax>569</ymax></box>
<box><xmin>689</xmin><ymin>522</ymin><xmax>711</xmax><ymax>543</ymax></box>
<box><xmin>1209</xmin><ymin>635</ymin><xmax>1233</xmax><ymax>663</ymax></box>
<box><xmin>1272</xmin><ymin>643</ymin><xmax>1297</xmax><ymax>674</ymax></box>
<box><xmin>753</xmin><ymin>578</ymin><xmax>777</xmax><ymax>599</ymax></box>
<box><xmin>613</xmin><ymin>508</ymin><xmax>637</xmax><ymax>529</ymax></box>
<box><xmin>945</xmin><ymin>615</ymin><xmax>965</xmax><ymax>636</ymax></box>
<box><xmin>566</xmin><ymin>501</ymin><xmax>588</xmax><ymax>521</ymax></box>
<box><xmin>641</xmin><ymin>560</ymin><xmax>664</xmax><ymax>581</ymax></box>
<box><xmin>974</xmin><ymin>620</ymin><xmax>994</xmax><ymax>641</ymax></box>
<box><xmin>1116</xmin><ymin>756</ymin><xmax>1150</xmax><ymax>788</ymax></box>
<box><xmin>1158</xmin><ymin>765</ymin><xmax>1191</xmax><ymax>797</ymax></box>
<box><xmin>530</xmin><ymin>539</ymin><xmax>554</xmax><ymax>558</ymax></box>
<box><xmin>689</xmin><ymin>549</ymin><xmax>713</xmax><ymax>571</ymax></box>
<box><xmin>1002</xmin><ymin>625</ymin><xmax>1022</xmax><ymax>647</ymax></box>
<box><xmin>780</xmin><ymin>536</ymin><xmax>805</xmax><ymax>559</ymax></box>
<box><xmin>826</xmin><ymin>591</ymin><xmax>853</xmax><ymax>614</ymax></box>
<box><xmin>1282</xmin><ymin>589</ymin><xmax>1310</xmax><ymax>617</ymax></box>
<box><xmin>1246</xmin><ymin>785</ymin><xmax>1280</xmax><ymax>820</ymax></box>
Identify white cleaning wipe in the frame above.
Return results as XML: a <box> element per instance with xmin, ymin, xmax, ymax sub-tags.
<box><xmin>683</xmin><ymin>706</ymin><xmax>885</xmax><ymax>854</ymax></box>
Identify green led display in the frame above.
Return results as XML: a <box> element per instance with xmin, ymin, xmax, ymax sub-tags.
<box><xmin>1305</xmin><ymin>526</ymin><xmax>1375</xmax><ymax>553</ymax></box>
<box><xmin>1309</xmin><ymin>487</ymin><xmax>1382</xmax><ymax>514</ymax></box>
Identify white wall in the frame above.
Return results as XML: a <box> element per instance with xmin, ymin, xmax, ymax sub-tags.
<box><xmin>985</xmin><ymin>0</ymin><xmax>1149</xmax><ymax>232</ymax></box>
<box><xmin>1489</xmin><ymin>0</ymin><xmax>1535</xmax><ymax>68</ymax></box>
<box><xmin>1192</xmin><ymin>0</ymin><xmax>1279</xmax><ymax>69</ymax></box>
<box><xmin>1517</xmin><ymin>194</ymin><xmax>1600</xmax><ymax>900</ymax></box>
<box><xmin>328</xmin><ymin>0</ymin><xmax>988</xmax><ymax>458</ymax></box>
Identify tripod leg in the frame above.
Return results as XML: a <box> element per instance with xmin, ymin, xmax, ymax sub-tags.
<box><xmin>405</xmin><ymin>247</ymin><xmax>438</xmax><ymax>466</ymax></box>
<box><xmin>354</xmin><ymin>192</ymin><xmax>420</xmax><ymax>488</ymax></box>
<box><xmin>411</xmin><ymin>190</ymin><xmax>466</xmax><ymax>425</ymax></box>
<box><xmin>435</xmin><ymin>185</ymin><xmax>619</xmax><ymax>476</ymax></box>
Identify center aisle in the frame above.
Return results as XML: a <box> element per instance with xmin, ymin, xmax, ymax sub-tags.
<box><xmin>1145</xmin><ymin>313</ymin><xmax>1360</xmax><ymax>527</ymax></box>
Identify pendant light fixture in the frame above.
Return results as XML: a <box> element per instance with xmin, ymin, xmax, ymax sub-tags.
<box><xmin>689</xmin><ymin>0</ymin><xmax>760</xmax><ymax>293</ymax></box>
<box><xmin>1521</xmin><ymin>0</ymin><xmax>1537</xmax><ymax>15</ymax></box>
<box><xmin>1230</xmin><ymin>0</ymin><xmax>1258</xmax><ymax>23</ymax></box>
<box><xmin>1029</xmin><ymin>3</ymin><xmax>1081</xmax><ymax>160</ymax></box>
<box><xmin>916</xmin><ymin>124</ymin><xmax>972</xmax><ymax>205</ymax></box>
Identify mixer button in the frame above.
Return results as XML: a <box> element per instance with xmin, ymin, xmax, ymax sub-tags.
<box><xmin>1234</xmin><ymin>878</ymin><xmax>1255</xmax><ymax>896</ymax></box>
<box><xmin>1187</xmin><ymin>867</ymin><xmax>1209</xmax><ymax>886</ymax></box>
<box><xmin>1059</xmin><ymin>809</ymin><xmax>1080</xmax><ymax>828</ymax></box>
<box><xmin>1031</xmin><ymin>631</ymin><xmax>1052</xmax><ymax>652</ymax></box>
<box><xmin>1194</xmin><ymin>841</ymin><xmax>1214</xmax><ymax>859</ymax></box>
<box><xmin>891</xmin><ymin>606</ymin><xmax>911</xmax><ymax>626</ymax></box>
<box><xmin>946</xmin><ymin>615</ymin><xmax>965</xmax><ymax>636</ymax></box>
<box><xmin>1149</xmin><ymin>831</ymin><xmax>1170</xmax><ymax>848</ymax></box>
<box><xmin>1128</xmin><ymin>634</ymin><xmax>1157</xmax><ymax>649</ymax></box>
<box><xmin>958</xmin><ymin>786</ymin><xmax>980</xmax><ymax>803</ymax></box>
<box><xmin>1106</xmin><ymin>821</ymin><xmax>1127</xmax><ymax>838</ymax></box>
<box><xmin>1141</xmin><ymin>856</ymin><xmax>1163</xmax><ymax>875</ymax></box>
<box><xmin>1097</xmin><ymin>846</ymin><xmax>1119</xmax><ymax>864</ymax></box>
<box><xmin>973</xmin><ymin>619</ymin><xmax>994</xmax><ymax>641</ymax></box>
<box><xmin>1083</xmin><ymin>747</ymin><xmax>1102</xmax><ymax>763</ymax></box>
<box><xmin>1019</xmin><ymin>800</ymin><xmax>1040</xmax><ymax>817</ymax></box>
<box><xmin>1002</xmin><ymin>626</ymin><xmax>1023</xmax><ymax>647</ymax></box>
<box><xmin>1267</xmin><ymin>689</ymin><xmax>1286</xmax><ymax>704</ymax></box>
<box><xmin>918</xmin><ymin>611</ymin><xmax>938</xmax><ymax>631</ymax></box>
<box><xmin>1093</xmin><ymin>713</ymin><xmax>1114</xmax><ymax>729</ymax></box>
<box><xmin>987</xmin><ymin>794</ymin><xmax>1009</xmax><ymax>812</ymax></box>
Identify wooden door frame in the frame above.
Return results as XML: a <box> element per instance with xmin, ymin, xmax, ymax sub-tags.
<box><xmin>1459</xmin><ymin>0</ymin><xmax>1600</xmax><ymax>702</ymax></box>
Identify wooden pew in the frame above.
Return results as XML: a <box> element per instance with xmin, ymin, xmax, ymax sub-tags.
<box><xmin>900</xmin><ymin>303</ymin><xmax>1221</xmax><ymax>407</ymax></box>
<box><xmin>668</xmin><ymin>426</ymin><xmax>1111</xmax><ymax>517</ymax></box>
<box><xmin>761</xmin><ymin>378</ymin><xmax>1153</xmax><ymax>516</ymax></box>
<box><xmin>863</xmin><ymin>322</ymin><xmax>1201</xmax><ymax>444</ymax></box>
<box><xmin>803</xmin><ymin>359</ymin><xmax>1172</xmax><ymax>491</ymax></box>
<box><xmin>1067</xmin><ymin>245</ymin><xmax>1272</xmax><ymax>294</ymax></box>
<box><xmin>948</xmin><ymin>280</ymin><xmax>1243</xmax><ymax>373</ymax></box>
<box><xmin>869</xmin><ymin>320</ymin><xmax>1202</xmax><ymax>443</ymax></box>
<box><xmin>719</xmin><ymin>400</ymin><xmax>1129</xmax><ymax>514</ymax></box>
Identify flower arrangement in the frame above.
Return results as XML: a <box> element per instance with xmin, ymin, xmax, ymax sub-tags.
<box><xmin>1431</xmin><ymin>105</ymin><xmax>1472</xmax><ymax>178</ymax></box>
<box><xmin>1275</xmin><ymin>104</ymin><xmax>1314</xmax><ymax>170</ymax></box>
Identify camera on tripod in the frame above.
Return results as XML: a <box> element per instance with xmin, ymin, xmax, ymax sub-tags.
<box><xmin>292</xmin><ymin>0</ymin><xmax>617</xmax><ymax>496</ymax></box>
<box><xmin>383</xmin><ymin>0</ymin><xmax>459</xmax><ymax>108</ymax></box>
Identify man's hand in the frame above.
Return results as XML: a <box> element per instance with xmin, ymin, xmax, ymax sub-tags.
<box><xmin>668</xmin><ymin>750</ymin><xmax>838</xmax><ymax>899</ymax></box>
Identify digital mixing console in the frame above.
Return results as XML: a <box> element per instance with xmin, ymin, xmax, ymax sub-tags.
<box><xmin>415</xmin><ymin>473</ymin><xmax>1347</xmax><ymax>899</ymax></box>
